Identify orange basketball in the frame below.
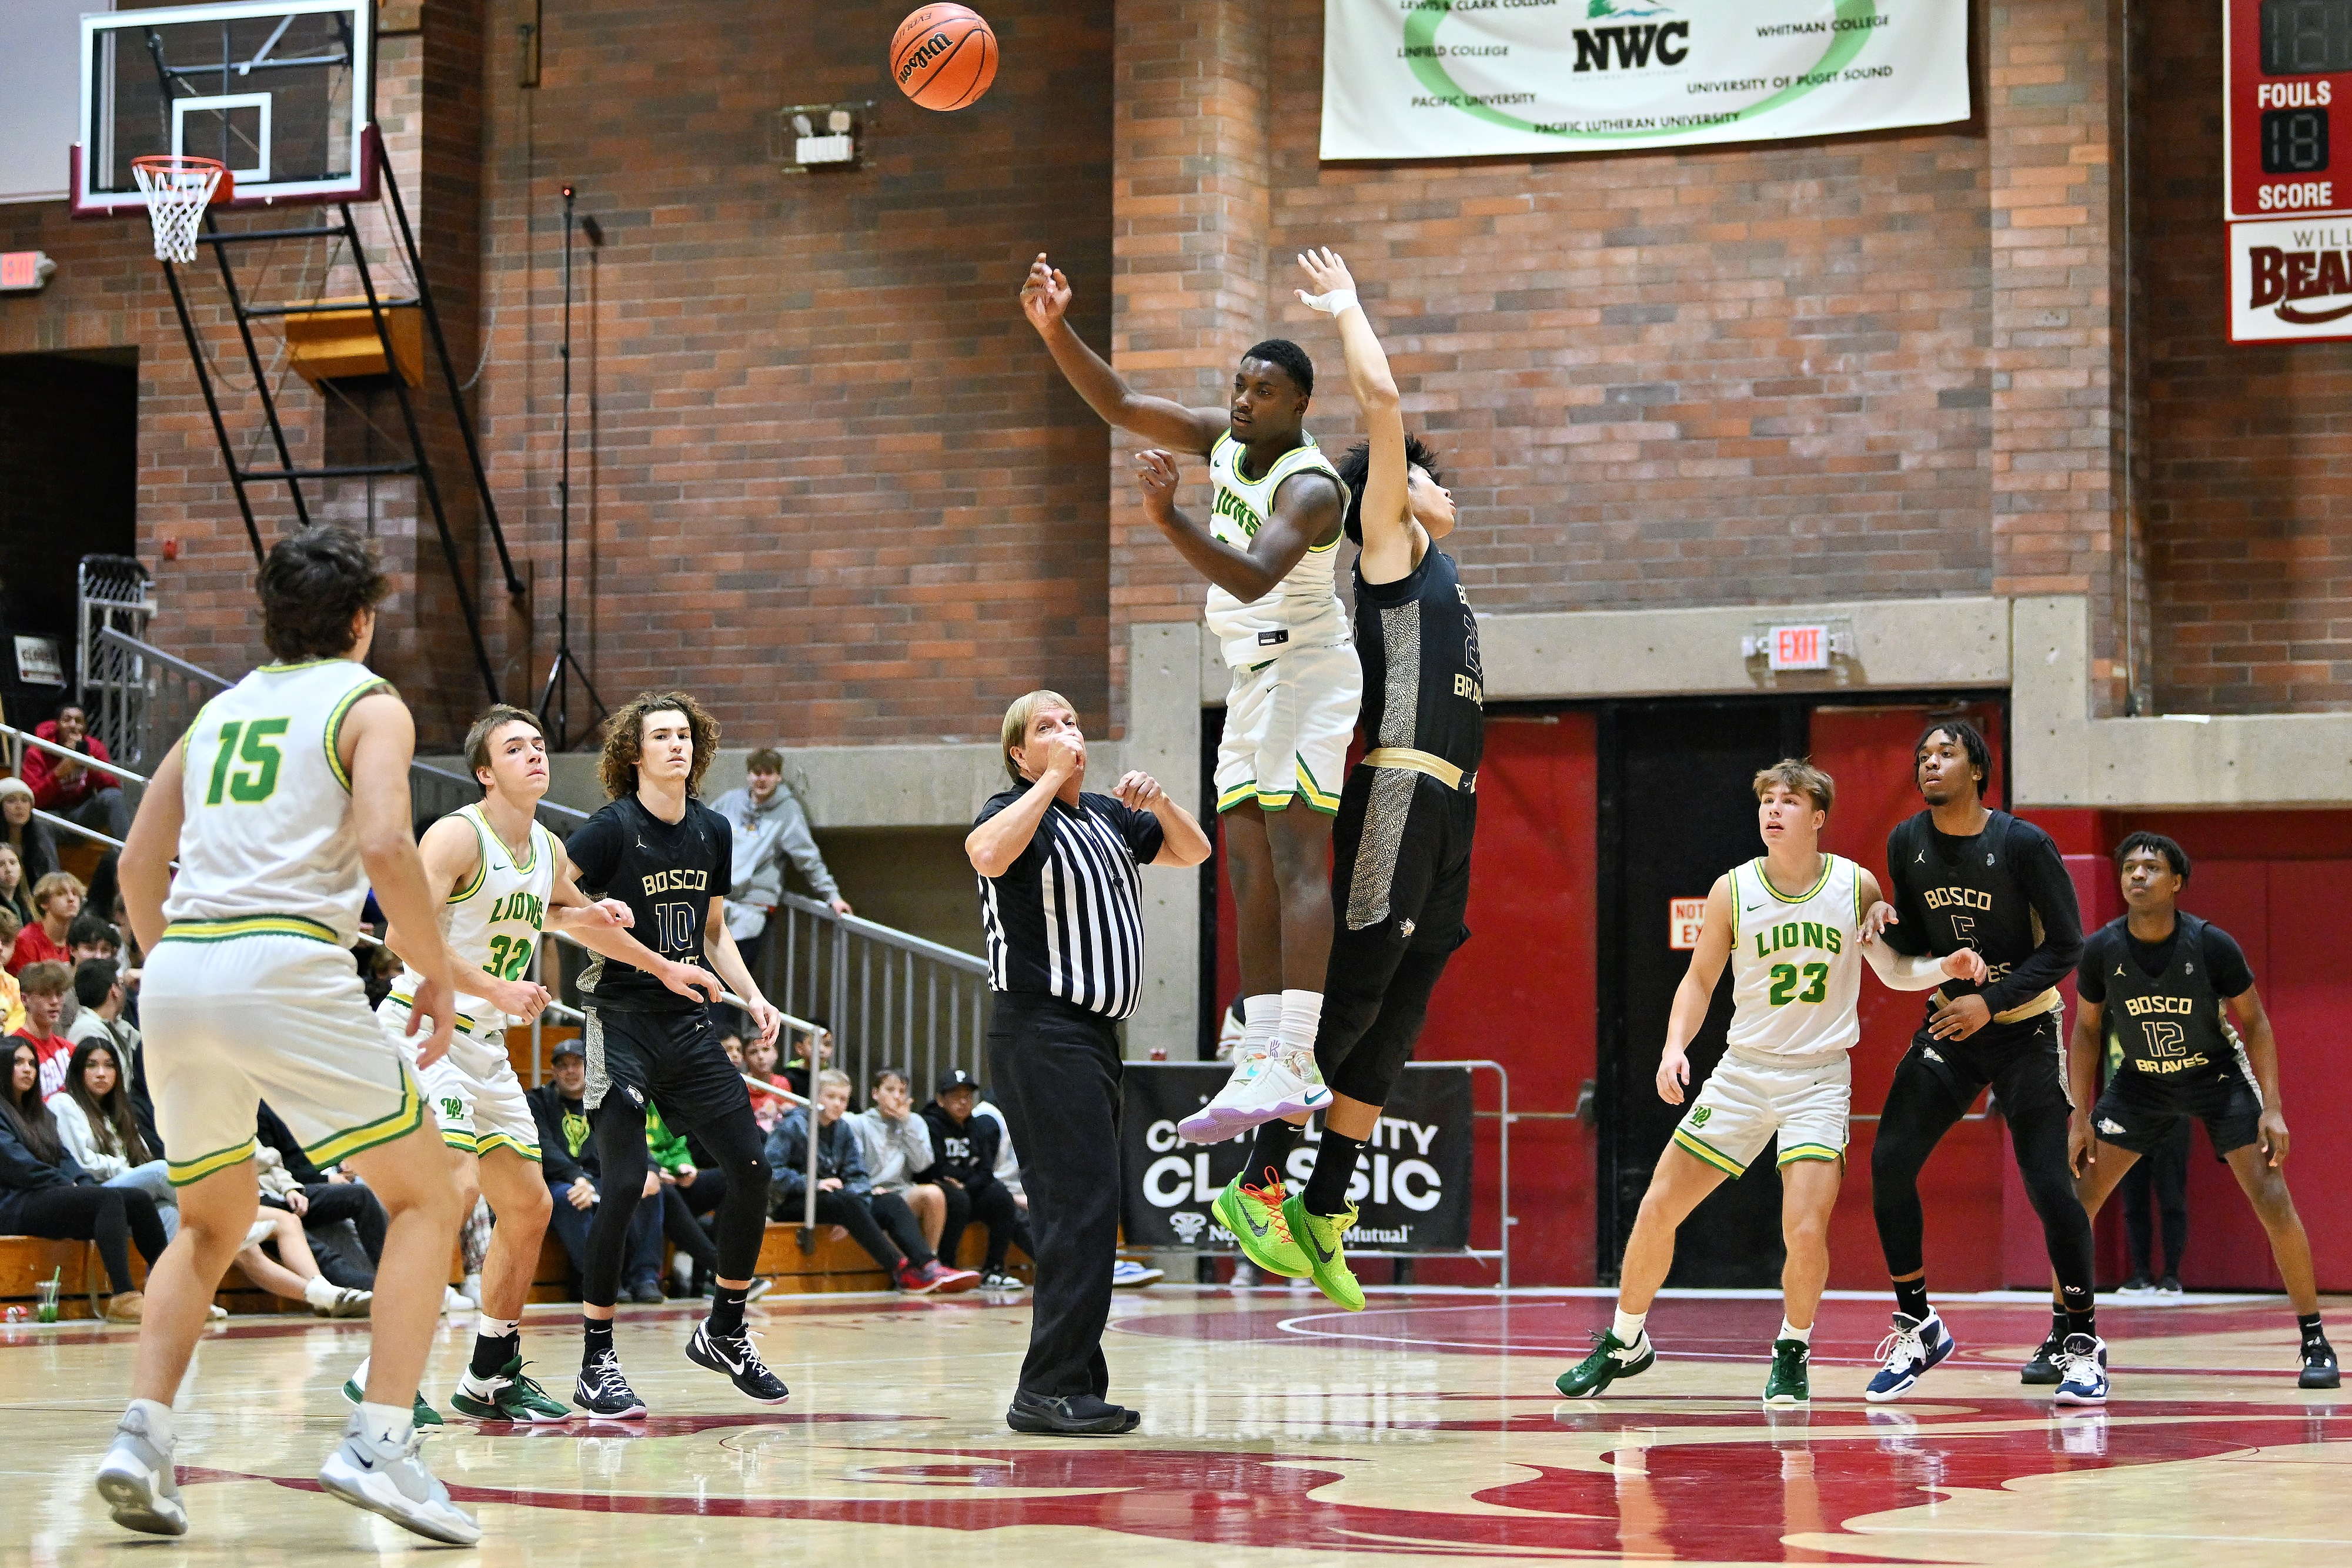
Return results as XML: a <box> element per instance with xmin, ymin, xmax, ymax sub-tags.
<box><xmin>891</xmin><ymin>5</ymin><xmax>998</xmax><ymax>112</ymax></box>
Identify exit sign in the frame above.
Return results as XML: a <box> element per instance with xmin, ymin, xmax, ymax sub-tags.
<box><xmin>1668</xmin><ymin>897</ymin><xmax>1707</xmax><ymax>951</ymax></box>
<box><xmin>1769</xmin><ymin>624</ymin><xmax>1830</xmax><ymax>671</ymax></box>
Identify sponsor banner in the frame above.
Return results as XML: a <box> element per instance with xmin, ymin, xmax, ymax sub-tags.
<box><xmin>1120</xmin><ymin>1064</ymin><xmax>1474</xmax><ymax>1252</ymax></box>
<box><xmin>2229</xmin><ymin>216</ymin><xmax>2352</xmax><ymax>342</ymax></box>
<box><xmin>1319</xmin><ymin>1</ymin><xmax>1971</xmax><ymax>163</ymax></box>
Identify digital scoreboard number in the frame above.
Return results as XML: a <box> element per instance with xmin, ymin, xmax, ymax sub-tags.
<box><xmin>2227</xmin><ymin>0</ymin><xmax>2352</xmax><ymax>342</ymax></box>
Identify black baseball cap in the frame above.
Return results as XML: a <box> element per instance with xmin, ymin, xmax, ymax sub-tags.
<box><xmin>934</xmin><ymin>1068</ymin><xmax>981</xmax><ymax>1099</ymax></box>
<box><xmin>550</xmin><ymin>1039</ymin><xmax>585</xmax><ymax>1061</ymax></box>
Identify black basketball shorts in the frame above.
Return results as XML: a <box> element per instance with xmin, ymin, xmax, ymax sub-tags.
<box><xmin>2092</xmin><ymin>1067</ymin><xmax>2263</xmax><ymax>1158</ymax></box>
<box><xmin>1900</xmin><ymin>1008</ymin><xmax>2073</xmax><ymax>1124</ymax></box>
<box><xmin>582</xmin><ymin>1004</ymin><xmax>749</xmax><ymax>1134</ymax></box>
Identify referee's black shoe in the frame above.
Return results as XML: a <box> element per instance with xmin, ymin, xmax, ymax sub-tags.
<box><xmin>684</xmin><ymin>1323</ymin><xmax>790</xmax><ymax>1404</ymax></box>
<box><xmin>1005</xmin><ymin>1390</ymin><xmax>1138</xmax><ymax>1436</ymax></box>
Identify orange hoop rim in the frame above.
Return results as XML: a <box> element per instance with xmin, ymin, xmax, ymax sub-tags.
<box><xmin>132</xmin><ymin>154</ymin><xmax>234</xmax><ymax>203</ymax></box>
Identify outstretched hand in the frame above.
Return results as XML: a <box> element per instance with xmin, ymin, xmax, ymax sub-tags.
<box><xmin>1020</xmin><ymin>253</ymin><xmax>1071</xmax><ymax>333</ymax></box>
<box><xmin>1295</xmin><ymin>246</ymin><xmax>1358</xmax><ymax>310</ymax></box>
<box><xmin>1134</xmin><ymin>449</ymin><xmax>1181</xmax><ymax>515</ymax></box>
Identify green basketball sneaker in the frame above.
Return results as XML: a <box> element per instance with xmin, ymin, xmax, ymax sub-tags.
<box><xmin>340</xmin><ymin>1360</ymin><xmax>443</xmax><ymax>1427</ymax></box>
<box><xmin>1763</xmin><ymin>1338</ymin><xmax>1811</xmax><ymax>1407</ymax></box>
<box><xmin>1555</xmin><ymin>1329</ymin><xmax>1656</xmax><ymax>1398</ymax></box>
<box><xmin>450</xmin><ymin>1356</ymin><xmax>573</xmax><ymax>1424</ymax></box>
<box><xmin>1280</xmin><ymin>1195</ymin><xmax>1364</xmax><ymax>1311</ymax></box>
<box><xmin>1213</xmin><ymin>1172</ymin><xmax>1309</xmax><ymax>1278</ymax></box>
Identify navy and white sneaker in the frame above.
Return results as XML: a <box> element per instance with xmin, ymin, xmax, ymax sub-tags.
<box><xmin>2053</xmin><ymin>1333</ymin><xmax>2109</xmax><ymax>1405</ymax></box>
<box><xmin>684</xmin><ymin>1322</ymin><xmax>790</xmax><ymax>1404</ymax></box>
<box><xmin>1863</xmin><ymin>1310</ymin><xmax>1956</xmax><ymax>1403</ymax></box>
<box><xmin>573</xmin><ymin>1349</ymin><xmax>648</xmax><ymax>1419</ymax></box>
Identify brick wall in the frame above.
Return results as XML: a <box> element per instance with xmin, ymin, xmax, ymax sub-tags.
<box><xmin>2139</xmin><ymin>0</ymin><xmax>2352</xmax><ymax>713</ymax></box>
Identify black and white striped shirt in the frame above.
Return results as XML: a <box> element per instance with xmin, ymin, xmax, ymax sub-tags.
<box><xmin>974</xmin><ymin>788</ymin><xmax>1165</xmax><ymax>1019</ymax></box>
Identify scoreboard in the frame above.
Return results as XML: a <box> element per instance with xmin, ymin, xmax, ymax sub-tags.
<box><xmin>2229</xmin><ymin>0</ymin><xmax>2352</xmax><ymax>340</ymax></box>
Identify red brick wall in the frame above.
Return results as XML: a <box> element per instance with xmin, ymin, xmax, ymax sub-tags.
<box><xmin>2139</xmin><ymin>0</ymin><xmax>2352</xmax><ymax>713</ymax></box>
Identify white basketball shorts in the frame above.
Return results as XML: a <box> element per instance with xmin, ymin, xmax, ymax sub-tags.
<box><xmin>1215</xmin><ymin>641</ymin><xmax>1362</xmax><ymax>815</ymax></box>
<box><xmin>1671</xmin><ymin>1049</ymin><xmax>1850</xmax><ymax>1177</ymax></box>
<box><xmin>377</xmin><ymin>996</ymin><xmax>541</xmax><ymax>1161</ymax></box>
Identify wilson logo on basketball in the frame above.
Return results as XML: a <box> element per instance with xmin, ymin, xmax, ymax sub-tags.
<box><xmin>898</xmin><ymin>32</ymin><xmax>954</xmax><ymax>85</ymax></box>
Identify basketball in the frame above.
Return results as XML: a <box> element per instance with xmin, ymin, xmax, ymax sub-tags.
<box><xmin>891</xmin><ymin>5</ymin><xmax>997</xmax><ymax>112</ymax></box>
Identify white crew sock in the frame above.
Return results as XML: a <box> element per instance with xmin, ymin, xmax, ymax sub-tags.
<box><xmin>1241</xmin><ymin>994</ymin><xmax>1281</xmax><ymax>1059</ymax></box>
<box><xmin>358</xmin><ymin>1400</ymin><xmax>413</xmax><ymax>1448</ymax></box>
<box><xmin>1779</xmin><ymin>1318</ymin><xmax>1812</xmax><ymax>1346</ymax></box>
<box><xmin>1612</xmin><ymin>1308</ymin><xmax>1648</xmax><ymax>1349</ymax></box>
<box><xmin>126</xmin><ymin>1397</ymin><xmax>176</xmax><ymax>1450</ymax></box>
<box><xmin>1278</xmin><ymin>989</ymin><xmax>1324</xmax><ymax>1055</ymax></box>
<box><xmin>476</xmin><ymin>1313</ymin><xmax>520</xmax><ymax>1343</ymax></box>
<box><xmin>302</xmin><ymin>1275</ymin><xmax>341</xmax><ymax>1310</ymax></box>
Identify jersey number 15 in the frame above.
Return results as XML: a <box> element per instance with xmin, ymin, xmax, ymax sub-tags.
<box><xmin>202</xmin><ymin>718</ymin><xmax>289</xmax><ymax>805</ymax></box>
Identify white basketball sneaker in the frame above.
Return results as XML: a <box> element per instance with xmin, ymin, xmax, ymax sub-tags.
<box><xmin>1215</xmin><ymin>1047</ymin><xmax>1331</xmax><ymax>1134</ymax></box>
<box><xmin>315</xmin><ymin>1412</ymin><xmax>481</xmax><ymax>1546</ymax></box>
<box><xmin>94</xmin><ymin>1405</ymin><xmax>186</xmax><ymax>1537</ymax></box>
<box><xmin>1178</xmin><ymin>1045</ymin><xmax>1271</xmax><ymax>1142</ymax></box>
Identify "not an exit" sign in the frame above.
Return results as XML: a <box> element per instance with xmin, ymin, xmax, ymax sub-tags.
<box><xmin>1668</xmin><ymin>897</ymin><xmax>1707</xmax><ymax>951</ymax></box>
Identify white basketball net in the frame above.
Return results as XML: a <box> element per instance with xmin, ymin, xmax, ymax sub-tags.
<box><xmin>131</xmin><ymin>157</ymin><xmax>226</xmax><ymax>265</ymax></box>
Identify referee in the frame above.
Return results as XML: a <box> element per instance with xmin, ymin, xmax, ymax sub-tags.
<box><xmin>966</xmin><ymin>689</ymin><xmax>1210</xmax><ymax>1435</ymax></box>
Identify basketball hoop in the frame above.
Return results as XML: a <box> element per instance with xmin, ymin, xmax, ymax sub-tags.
<box><xmin>130</xmin><ymin>155</ymin><xmax>232</xmax><ymax>265</ymax></box>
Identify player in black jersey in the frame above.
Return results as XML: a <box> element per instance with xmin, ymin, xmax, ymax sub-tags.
<box><xmin>1865</xmin><ymin>720</ymin><xmax>2103</xmax><ymax>1403</ymax></box>
<box><xmin>2069</xmin><ymin>833</ymin><xmax>2336</xmax><ymax>1387</ymax></box>
<box><xmin>558</xmin><ymin>691</ymin><xmax>790</xmax><ymax>1416</ymax></box>
<box><xmin>1204</xmin><ymin>249</ymin><xmax>1479</xmax><ymax>1311</ymax></box>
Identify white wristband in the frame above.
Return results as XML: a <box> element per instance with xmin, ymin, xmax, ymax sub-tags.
<box><xmin>1297</xmin><ymin>287</ymin><xmax>1359</xmax><ymax>316</ymax></box>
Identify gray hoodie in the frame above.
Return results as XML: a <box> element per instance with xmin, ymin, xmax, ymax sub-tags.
<box><xmin>709</xmin><ymin>781</ymin><xmax>840</xmax><ymax>940</ymax></box>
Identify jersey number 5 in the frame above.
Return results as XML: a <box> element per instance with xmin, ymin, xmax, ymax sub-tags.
<box><xmin>1769</xmin><ymin>962</ymin><xmax>1829</xmax><ymax>1007</ymax></box>
<box><xmin>653</xmin><ymin>901</ymin><xmax>696</xmax><ymax>954</ymax></box>
<box><xmin>203</xmin><ymin>718</ymin><xmax>289</xmax><ymax>805</ymax></box>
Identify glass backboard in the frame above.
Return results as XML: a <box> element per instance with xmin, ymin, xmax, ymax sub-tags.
<box><xmin>72</xmin><ymin>0</ymin><xmax>375</xmax><ymax>215</ymax></box>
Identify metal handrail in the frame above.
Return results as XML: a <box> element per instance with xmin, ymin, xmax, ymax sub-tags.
<box><xmin>98</xmin><ymin>627</ymin><xmax>228</xmax><ymax>693</ymax></box>
<box><xmin>778</xmin><ymin>891</ymin><xmax>986</xmax><ymax>974</ymax></box>
<box><xmin>0</xmin><ymin>723</ymin><xmax>150</xmax><ymax>788</ymax></box>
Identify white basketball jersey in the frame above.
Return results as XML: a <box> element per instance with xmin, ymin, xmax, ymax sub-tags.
<box><xmin>163</xmin><ymin>658</ymin><xmax>395</xmax><ymax>946</ymax></box>
<box><xmin>1725</xmin><ymin>854</ymin><xmax>1866</xmax><ymax>1062</ymax></box>
<box><xmin>390</xmin><ymin>803</ymin><xmax>558</xmax><ymax>1038</ymax></box>
<box><xmin>1202</xmin><ymin>431</ymin><xmax>1351</xmax><ymax>668</ymax></box>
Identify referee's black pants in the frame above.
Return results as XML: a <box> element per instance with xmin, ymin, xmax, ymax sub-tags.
<box><xmin>987</xmin><ymin>992</ymin><xmax>1121</xmax><ymax>1403</ymax></box>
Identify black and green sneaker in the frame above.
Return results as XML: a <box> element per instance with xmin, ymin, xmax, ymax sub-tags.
<box><xmin>1213</xmin><ymin>1172</ymin><xmax>1310</xmax><ymax>1278</ymax></box>
<box><xmin>1280</xmin><ymin>1195</ymin><xmax>1365</xmax><ymax>1311</ymax></box>
<box><xmin>1555</xmin><ymin>1329</ymin><xmax>1655</xmax><ymax>1399</ymax></box>
<box><xmin>339</xmin><ymin>1360</ymin><xmax>443</xmax><ymax>1427</ymax></box>
<box><xmin>1763</xmin><ymin>1338</ymin><xmax>1811</xmax><ymax>1406</ymax></box>
<box><xmin>451</xmin><ymin>1356</ymin><xmax>574</xmax><ymax>1424</ymax></box>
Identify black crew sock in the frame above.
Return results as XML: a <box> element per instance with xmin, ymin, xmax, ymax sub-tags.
<box><xmin>1893</xmin><ymin>1276</ymin><xmax>1931</xmax><ymax>1324</ymax></box>
<box><xmin>706</xmin><ymin>1283</ymin><xmax>750</xmax><ymax>1338</ymax></box>
<box><xmin>2060</xmin><ymin>1283</ymin><xmax>2096</xmax><ymax>1342</ymax></box>
<box><xmin>582</xmin><ymin>1317</ymin><xmax>614</xmax><ymax>1366</ymax></box>
<box><xmin>2300</xmin><ymin>1311</ymin><xmax>2328</xmax><ymax>1345</ymax></box>
<box><xmin>1246</xmin><ymin>1119</ymin><xmax>1302</xmax><ymax>1189</ymax></box>
<box><xmin>1302</xmin><ymin>1131</ymin><xmax>1367</xmax><ymax>1217</ymax></box>
<box><xmin>470</xmin><ymin>1328</ymin><xmax>521</xmax><ymax>1381</ymax></box>
<box><xmin>2047</xmin><ymin>1306</ymin><xmax>2066</xmax><ymax>1345</ymax></box>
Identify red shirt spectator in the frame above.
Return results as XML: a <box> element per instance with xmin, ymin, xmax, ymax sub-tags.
<box><xmin>22</xmin><ymin>708</ymin><xmax>115</xmax><ymax>815</ymax></box>
<box><xmin>5</xmin><ymin>918</ymin><xmax>65</xmax><ymax>977</ymax></box>
<box><xmin>10</xmin><ymin>960</ymin><xmax>75</xmax><ymax>1098</ymax></box>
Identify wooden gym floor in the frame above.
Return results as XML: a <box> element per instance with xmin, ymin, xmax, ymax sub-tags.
<box><xmin>6</xmin><ymin>1286</ymin><xmax>2346</xmax><ymax>1564</ymax></box>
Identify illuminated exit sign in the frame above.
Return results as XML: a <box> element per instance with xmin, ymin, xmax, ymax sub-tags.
<box><xmin>1770</xmin><ymin>625</ymin><xmax>1829</xmax><ymax>671</ymax></box>
<box><xmin>0</xmin><ymin>252</ymin><xmax>52</xmax><ymax>292</ymax></box>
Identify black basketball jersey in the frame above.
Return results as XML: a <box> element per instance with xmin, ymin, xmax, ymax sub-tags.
<box><xmin>1354</xmin><ymin>543</ymin><xmax>1484</xmax><ymax>773</ymax></box>
<box><xmin>563</xmin><ymin>795</ymin><xmax>733</xmax><ymax>1013</ymax></box>
<box><xmin>1883</xmin><ymin>809</ymin><xmax>2083</xmax><ymax>1022</ymax></box>
<box><xmin>2082</xmin><ymin>914</ymin><xmax>2248</xmax><ymax>1089</ymax></box>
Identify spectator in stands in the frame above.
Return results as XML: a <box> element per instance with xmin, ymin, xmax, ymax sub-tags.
<box><xmin>11</xmin><ymin>962</ymin><xmax>75</xmax><ymax>1099</ymax></box>
<box><xmin>526</xmin><ymin>1039</ymin><xmax>675</xmax><ymax>1302</ymax></box>
<box><xmin>847</xmin><ymin>1065</ymin><xmax>947</xmax><ymax>1252</ymax></box>
<box><xmin>67</xmin><ymin>959</ymin><xmax>156</xmax><ymax>1156</ymax></box>
<box><xmin>0</xmin><ymin>909</ymin><xmax>22</xmax><ymax>1037</ymax></box>
<box><xmin>0</xmin><ymin>777</ymin><xmax>59</xmax><ymax>888</ymax></box>
<box><xmin>714</xmin><ymin>747</ymin><xmax>852</xmax><ymax>987</ymax></box>
<box><xmin>22</xmin><ymin>703</ymin><xmax>131</xmax><ymax>841</ymax></box>
<box><xmin>47</xmin><ymin>1035</ymin><xmax>176</xmax><ymax>1239</ymax></box>
<box><xmin>646</xmin><ymin>1104</ymin><xmax>726</xmax><ymax>1297</ymax></box>
<box><xmin>918</xmin><ymin>1069</ymin><xmax>1033</xmax><ymax>1289</ymax></box>
<box><xmin>740</xmin><ymin>1033</ymin><xmax>792</xmax><ymax>1132</ymax></box>
<box><xmin>783</xmin><ymin>1021</ymin><xmax>834</xmax><ymax>1099</ymax></box>
<box><xmin>251</xmin><ymin>1104</ymin><xmax>395</xmax><ymax>1295</ymax></box>
<box><xmin>720</xmin><ymin>1029</ymin><xmax>746</xmax><ymax>1070</ymax></box>
<box><xmin>767</xmin><ymin>1068</ymin><xmax>975</xmax><ymax>1293</ymax></box>
<box><xmin>8</xmin><ymin>871</ymin><xmax>79</xmax><ymax>977</ymax></box>
<box><xmin>0</xmin><ymin>1037</ymin><xmax>166</xmax><ymax>1322</ymax></box>
<box><xmin>58</xmin><ymin>916</ymin><xmax>122</xmax><ymax>1035</ymax></box>
<box><xmin>974</xmin><ymin>1096</ymin><xmax>1028</xmax><ymax>1215</ymax></box>
<box><xmin>0</xmin><ymin>844</ymin><xmax>34</xmax><ymax>934</ymax></box>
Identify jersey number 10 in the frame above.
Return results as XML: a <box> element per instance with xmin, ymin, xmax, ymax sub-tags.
<box><xmin>653</xmin><ymin>901</ymin><xmax>696</xmax><ymax>954</ymax></box>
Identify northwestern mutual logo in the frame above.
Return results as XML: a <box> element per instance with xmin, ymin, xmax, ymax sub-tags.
<box><xmin>2247</xmin><ymin>225</ymin><xmax>2352</xmax><ymax>325</ymax></box>
<box><xmin>1575</xmin><ymin>1</ymin><xmax>1688</xmax><ymax>72</ymax></box>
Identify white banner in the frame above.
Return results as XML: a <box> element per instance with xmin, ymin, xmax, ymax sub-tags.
<box><xmin>2229</xmin><ymin>218</ymin><xmax>2352</xmax><ymax>345</ymax></box>
<box><xmin>1320</xmin><ymin>1</ymin><xmax>1972</xmax><ymax>162</ymax></box>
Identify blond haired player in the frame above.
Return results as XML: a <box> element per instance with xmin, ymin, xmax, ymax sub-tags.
<box><xmin>94</xmin><ymin>526</ymin><xmax>479</xmax><ymax>1544</ymax></box>
<box><xmin>340</xmin><ymin>703</ymin><xmax>634</xmax><ymax>1426</ymax></box>
<box><xmin>1556</xmin><ymin>760</ymin><xmax>1986</xmax><ymax>1406</ymax></box>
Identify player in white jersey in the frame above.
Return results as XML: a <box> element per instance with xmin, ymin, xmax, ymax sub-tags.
<box><xmin>340</xmin><ymin>704</ymin><xmax>634</xmax><ymax>1427</ymax></box>
<box><xmin>1023</xmin><ymin>254</ymin><xmax>1355</xmax><ymax>1131</ymax></box>
<box><xmin>94</xmin><ymin>526</ymin><xmax>480</xmax><ymax>1545</ymax></box>
<box><xmin>1555</xmin><ymin>759</ymin><xmax>1987</xmax><ymax>1407</ymax></box>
